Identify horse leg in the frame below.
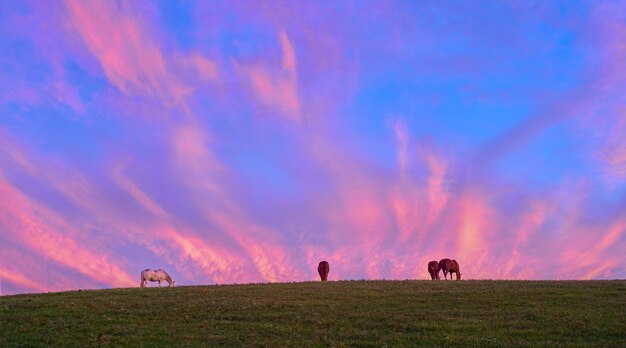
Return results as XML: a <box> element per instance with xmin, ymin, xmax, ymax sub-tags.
<box><xmin>158</xmin><ymin>280</ymin><xmax>163</xmax><ymax>287</ymax></box>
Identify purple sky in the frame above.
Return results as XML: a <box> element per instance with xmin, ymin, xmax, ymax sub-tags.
<box><xmin>1</xmin><ymin>1</ymin><xmax>625</xmax><ymax>295</ymax></box>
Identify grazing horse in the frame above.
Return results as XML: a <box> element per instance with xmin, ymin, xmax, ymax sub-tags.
<box><xmin>318</xmin><ymin>261</ymin><xmax>330</xmax><ymax>281</ymax></box>
<box><xmin>438</xmin><ymin>259</ymin><xmax>452</xmax><ymax>280</ymax></box>
<box><xmin>438</xmin><ymin>259</ymin><xmax>461</xmax><ymax>280</ymax></box>
<box><xmin>449</xmin><ymin>259</ymin><xmax>462</xmax><ymax>280</ymax></box>
<box><xmin>140</xmin><ymin>269</ymin><xmax>175</xmax><ymax>287</ymax></box>
<box><xmin>428</xmin><ymin>261</ymin><xmax>440</xmax><ymax>280</ymax></box>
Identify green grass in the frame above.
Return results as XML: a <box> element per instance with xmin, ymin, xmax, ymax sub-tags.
<box><xmin>1</xmin><ymin>280</ymin><xmax>625</xmax><ymax>347</ymax></box>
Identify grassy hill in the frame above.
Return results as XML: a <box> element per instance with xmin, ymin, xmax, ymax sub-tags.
<box><xmin>1</xmin><ymin>280</ymin><xmax>624</xmax><ymax>347</ymax></box>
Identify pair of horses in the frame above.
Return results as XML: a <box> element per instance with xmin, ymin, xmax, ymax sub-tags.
<box><xmin>319</xmin><ymin>260</ymin><xmax>459</xmax><ymax>282</ymax></box>
<box><xmin>428</xmin><ymin>259</ymin><xmax>461</xmax><ymax>280</ymax></box>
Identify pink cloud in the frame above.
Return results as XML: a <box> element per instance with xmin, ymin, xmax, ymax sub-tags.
<box><xmin>280</xmin><ymin>31</ymin><xmax>297</xmax><ymax>73</ymax></box>
<box><xmin>0</xmin><ymin>80</ymin><xmax>42</xmax><ymax>111</ymax></box>
<box><xmin>241</xmin><ymin>30</ymin><xmax>300</xmax><ymax>120</ymax></box>
<box><xmin>156</xmin><ymin>227</ymin><xmax>251</xmax><ymax>284</ymax></box>
<box><xmin>424</xmin><ymin>153</ymin><xmax>450</xmax><ymax>228</ymax></box>
<box><xmin>390</xmin><ymin>141</ymin><xmax>450</xmax><ymax>245</ymax></box>
<box><xmin>0</xmin><ymin>131</ymin><xmax>36</xmax><ymax>174</ymax></box>
<box><xmin>0</xmin><ymin>178</ymin><xmax>136</xmax><ymax>289</ymax></box>
<box><xmin>111</xmin><ymin>162</ymin><xmax>170</xmax><ymax>219</ymax></box>
<box><xmin>580</xmin><ymin>219</ymin><xmax>625</xmax><ymax>279</ymax></box>
<box><xmin>50</xmin><ymin>79</ymin><xmax>85</xmax><ymax>113</ymax></box>
<box><xmin>391</xmin><ymin>191</ymin><xmax>418</xmax><ymax>243</ymax></box>
<box><xmin>0</xmin><ymin>141</ymin><xmax>243</xmax><ymax>288</ymax></box>
<box><xmin>171</xmin><ymin>125</ymin><xmax>224</xmax><ymax>194</ymax></box>
<box><xmin>0</xmin><ymin>248</ymin><xmax>92</xmax><ymax>293</ymax></box>
<box><xmin>54</xmin><ymin>170</ymin><xmax>250</xmax><ymax>286</ymax></box>
<box><xmin>179</xmin><ymin>53</ymin><xmax>219</xmax><ymax>81</ymax></box>
<box><xmin>560</xmin><ymin>217</ymin><xmax>626</xmax><ymax>280</ymax></box>
<box><xmin>453</xmin><ymin>191</ymin><xmax>495</xmax><ymax>275</ymax></box>
<box><xmin>0</xmin><ymin>266</ymin><xmax>47</xmax><ymax>294</ymax></box>
<box><xmin>65</xmin><ymin>0</ymin><xmax>191</xmax><ymax>105</ymax></box>
<box><xmin>500</xmin><ymin>201</ymin><xmax>549</xmax><ymax>279</ymax></box>
<box><xmin>393</xmin><ymin>118</ymin><xmax>409</xmax><ymax>176</ymax></box>
<box><xmin>595</xmin><ymin>115</ymin><xmax>626</xmax><ymax>186</ymax></box>
<box><xmin>170</xmin><ymin>123</ymin><xmax>308</xmax><ymax>283</ymax></box>
<box><xmin>209</xmin><ymin>212</ymin><xmax>304</xmax><ymax>282</ymax></box>
<box><xmin>585</xmin><ymin>9</ymin><xmax>626</xmax><ymax>187</ymax></box>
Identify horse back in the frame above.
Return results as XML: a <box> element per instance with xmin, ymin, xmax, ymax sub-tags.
<box><xmin>141</xmin><ymin>269</ymin><xmax>160</xmax><ymax>281</ymax></box>
<box><xmin>427</xmin><ymin>261</ymin><xmax>439</xmax><ymax>273</ymax></box>
<box><xmin>438</xmin><ymin>259</ymin><xmax>452</xmax><ymax>271</ymax></box>
<box><xmin>318</xmin><ymin>261</ymin><xmax>329</xmax><ymax>281</ymax></box>
<box><xmin>450</xmin><ymin>260</ymin><xmax>460</xmax><ymax>272</ymax></box>
<box><xmin>318</xmin><ymin>261</ymin><xmax>329</xmax><ymax>273</ymax></box>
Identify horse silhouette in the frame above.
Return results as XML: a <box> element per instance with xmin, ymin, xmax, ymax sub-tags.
<box><xmin>438</xmin><ymin>259</ymin><xmax>461</xmax><ymax>280</ymax></box>
<box><xmin>318</xmin><ymin>261</ymin><xmax>330</xmax><ymax>281</ymax></box>
<box><xmin>428</xmin><ymin>261</ymin><xmax>440</xmax><ymax>280</ymax></box>
<box><xmin>140</xmin><ymin>269</ymin><xmax>175</xmax><ymax>287</ymax></box>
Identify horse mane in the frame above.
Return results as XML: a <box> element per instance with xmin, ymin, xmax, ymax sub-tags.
<box><xmin>158</xmin><ymin>269</ymin><xmax>173</xmax><ymax>283</ymax></box>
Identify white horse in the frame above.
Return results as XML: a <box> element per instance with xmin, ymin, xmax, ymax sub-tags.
<box><xmin>140</xmin><ymin>269</ymin><xmax>175</xmax><ymax>287</ymax></box>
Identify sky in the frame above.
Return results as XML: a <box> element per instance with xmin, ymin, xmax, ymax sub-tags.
<box><xmin>0</xmin><ymin>1</ymin><xmax>625</xmax><ymax>295</ymax></box>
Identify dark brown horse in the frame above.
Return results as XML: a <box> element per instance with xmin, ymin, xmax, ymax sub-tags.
<box><xmin>449</xmin><ymin>259</ymin><xmax>461</xmax><ymax>280</ymax></box>
<box><xmin>318</xmin><ymin>261</ymin><xmax>330</xmax><ymax>281</ymax></box>
<box><xmin>439</xmin><ymin>258</ymin><xmax>461</xmax><ymax>280</ymax></box>
<box><xmin>428</xmin><ymin>261</ymin><xmax>440</xmax><ymax>280</ymax></box>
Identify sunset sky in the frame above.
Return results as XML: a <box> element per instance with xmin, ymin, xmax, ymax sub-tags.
<box><xmin>1</xmin><ymin>1</ymin><xmax>625</xmax><ymax>295</ymax></box>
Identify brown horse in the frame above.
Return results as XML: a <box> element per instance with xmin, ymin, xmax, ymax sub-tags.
<box><xmin>428</xmin><ymin>261</ymin><xmax>440</xmax><ymax>280</ymax></box>
<box><xmin>438</xmin><ymin>259</ymin><xmax>461</xmax><ymax>280</ymax></box>
<box><xmin>318</xmin><ymin>261</ymin><xmax>330</xmax><ymax>281</ymax></box>
<box><xmin>449</xmin><ymin>259</ymin><xmax>461</xmax><ymax>280</ymax></box>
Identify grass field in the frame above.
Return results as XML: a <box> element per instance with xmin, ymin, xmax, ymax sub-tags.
<box><xmin>1</xmin><ymin>280</ymin><xmax>624</xmax><ymax>347</ymax></box>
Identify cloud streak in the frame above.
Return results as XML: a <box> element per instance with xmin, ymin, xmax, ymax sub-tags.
<box><xmin>242</xmin><ymin>30</ymin><xmax>300</xmax><ymax>119</ymax></box>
